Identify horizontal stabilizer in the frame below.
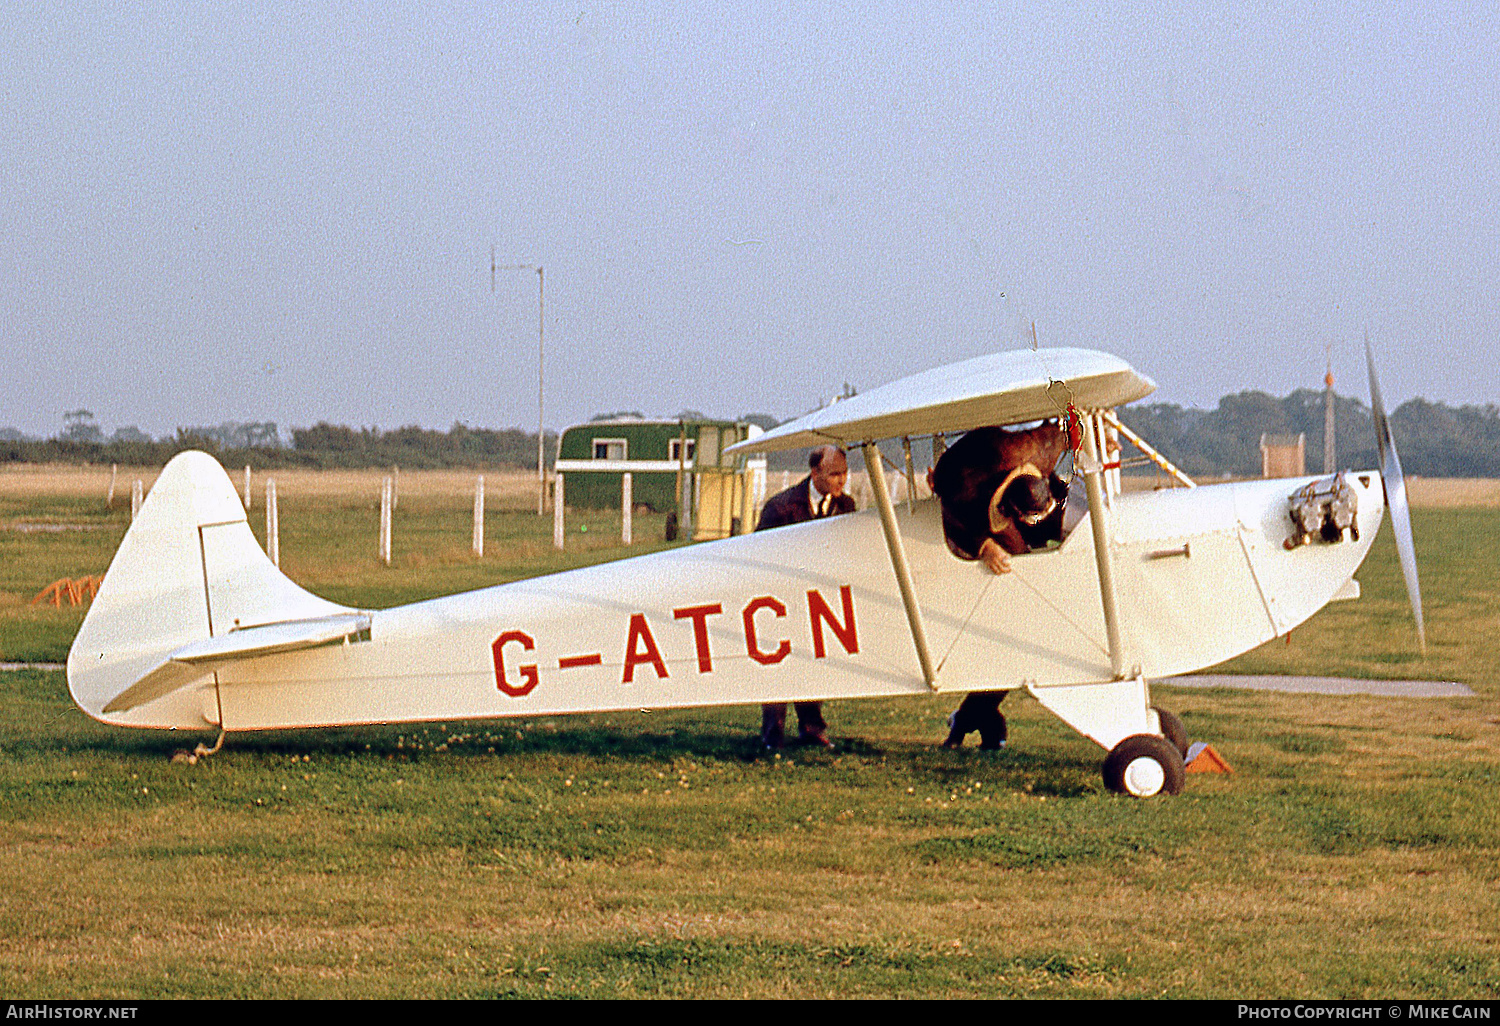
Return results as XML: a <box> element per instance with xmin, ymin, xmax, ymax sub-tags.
<box><xmin>102</xmin><ymin>613</ymin><xmax>371</xmax><ymax>713</ymax></box>
<box><xmin>101</xmin><ymin>660</ymin><xmax>211</xmax><ymax>715</ymax></box>
<box><xmin>172</xmin><ymin>613</ymin><xmax>372</xmax><ymax>664</ymax></box>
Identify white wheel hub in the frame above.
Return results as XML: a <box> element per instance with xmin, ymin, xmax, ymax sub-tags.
<box><xmin>1122</xmin><ymin>755</ymin><xmax>1166</xmax><ymax>797</ymax></box>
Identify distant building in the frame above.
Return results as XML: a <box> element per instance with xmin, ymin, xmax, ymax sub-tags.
<box><xmin>554</xmin><ymin>417</ymin><xmax>767</xmax><ymax>540</ymax></box>
<box><xmin>1260</xmin><ymin>432</ymin><xmax>1306</xmax><ymax>478</ymax></box>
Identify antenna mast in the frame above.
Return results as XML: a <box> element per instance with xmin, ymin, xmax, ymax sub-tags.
<box><xmin>1323</xmin><ymin>343</ymin><xmax>1336</xmax><ymax>473</ymax></box>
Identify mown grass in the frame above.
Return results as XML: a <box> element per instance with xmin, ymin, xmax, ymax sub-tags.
<box><xmin>1</xmin><ymin>467</ymin><xmax>1497</xmax><ymax>998</ymax></box>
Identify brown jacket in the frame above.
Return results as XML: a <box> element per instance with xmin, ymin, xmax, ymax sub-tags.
<box><xmin>931</xmin><ymin>422</ymin><xmax>1068</xmax><ymax>560</ymax></box>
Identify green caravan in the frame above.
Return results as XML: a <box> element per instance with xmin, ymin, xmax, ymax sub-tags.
<box><xmin>553</xmin><ymin>418</ymin><xmax>768</xmax><ymax>540</ymax></box>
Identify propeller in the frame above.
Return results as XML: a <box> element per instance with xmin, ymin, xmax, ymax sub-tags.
<box><xmin>1365</xmin><ymin>339</ymin><xmax>1426</xmax><ymax>654</ymax></box>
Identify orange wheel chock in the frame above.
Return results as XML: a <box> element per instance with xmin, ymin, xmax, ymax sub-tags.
<box><xmin>1184</xmin><ymin>741</ymin><xmax>1233</xmax><ymax>774</ymax></box>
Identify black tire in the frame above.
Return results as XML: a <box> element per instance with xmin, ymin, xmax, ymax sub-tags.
<box><xmin>1153</xmin><ymin>706</ymin><xmax>1190</xmax><ymax>759</ymax></box>
<box><xmin>1102</xmin><ymin>734</ymin><xmax>1186</xmax><ymax>797</ymax></box>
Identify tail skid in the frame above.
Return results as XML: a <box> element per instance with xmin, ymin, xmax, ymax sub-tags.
<box><xmin>67</xmin><ymin>452</ymin><xmax>355</xmax><ymax>727</ymax></box>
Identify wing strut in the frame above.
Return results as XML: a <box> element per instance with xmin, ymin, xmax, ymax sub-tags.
<box><xmin>861</xmin><ymin>442</ymin><xmax>938</xmax><ymax>689</ymax></box>
<box><xmin>1079</xmin><ymin>414</ymin><xmax>1129</xmax><ymax>679</ymax></box>
<box><xmin>1100</xmin><ymin>411</ymin><xmax>1196</xmax><ymax>488</ymax></box>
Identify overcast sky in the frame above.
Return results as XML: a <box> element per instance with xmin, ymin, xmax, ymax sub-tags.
<box><xmin>4</xmin><ymin>3</ymin><xmax>1496</xmax><ymax>439</ymax></box>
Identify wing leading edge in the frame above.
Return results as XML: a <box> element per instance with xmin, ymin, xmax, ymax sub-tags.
<box><xmin>726</xmin><ymin>347</ymin><xmax>1155</xmax><ymax>455</ymax></box>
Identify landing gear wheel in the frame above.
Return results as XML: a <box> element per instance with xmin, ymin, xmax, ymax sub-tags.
<box><xmin>1103</xmin><ymin>734</ymin><xmax>1185</xmax><ymax>797</ymax></box>
<box><xmin>1153</xmin><ymin>706</ymin><xmax>1189</xmax><ymax>759</ymax></box>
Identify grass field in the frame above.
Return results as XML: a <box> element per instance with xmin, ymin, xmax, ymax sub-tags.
<box><xmin>1</xmin><ymin>465</ymin><xmax>1497</xmax><ymax>998</ymax></box>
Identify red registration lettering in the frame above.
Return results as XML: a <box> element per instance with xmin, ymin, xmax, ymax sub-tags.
<box><xmin>622</xmin><ymin>613</ymin><xmax>670</xmax><ymax>682</ymax></box>
<box><xmin>807</xmin><ymin>585</ymin><xmax>858</xmax><ymax>658</ymax></box>
<box><xmin>742</xmin><ymin>596</ymin><xmax>791</xmax><ymax>665</ymax></box>
<box><xmin>673</xmin><ymin>603</ymin><xmax>723</xmax><ymax>673</ymax></box>
<box><xmin>492</xmin><ymin>630</ymin><xmax>539</xmax><ymax>697</ymax></box>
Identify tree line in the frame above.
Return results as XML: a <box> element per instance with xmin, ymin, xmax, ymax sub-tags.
<box><xmin>1116</xmin><ymin>389</ymin><xmax>1500</xmax><ymax>479</ymax></box>
<box><xmin>4</xmin><ymin>390</ymin><xmax>1499</xmax><ymax>476</ymax></box>
<box><xmin>0</xmin><ymin>421</ymin><xmax>555</xmax><ymax>471</ymax></box>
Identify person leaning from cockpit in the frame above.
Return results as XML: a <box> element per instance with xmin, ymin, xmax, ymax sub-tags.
<box><xmin>929</xmin><ymin>421</ymin><xmax>1069</xmax><ymax>573</ymax></box>
<box><xmin>926</xmin><ymin>420</ymin><xmax>1070</xmax><ymax>749</ymax></box>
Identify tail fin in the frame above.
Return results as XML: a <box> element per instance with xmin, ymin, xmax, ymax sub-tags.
<box><xmin>67</xmin><ymin>452</ymin><xmax>351</xmax><ymax>727</ymax></box>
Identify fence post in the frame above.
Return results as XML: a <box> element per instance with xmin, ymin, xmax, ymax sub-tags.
<box><xmin>130</xmin><ymin>479</ymin><xmax>143</xmax><ymax>521</ymax></box>
<box><xmin>553</xmin><ymin>473</ymin><xmax>565</xmax><ymax>550</ymax></box>
<box><xmin>621</xmin><ymin>472</ymin><xmax>633</xmax><ymax>545</ymax></box>
<box><xmin>107</xmin><ymin>464</ymin><xmax>117</xmax><ymax>507</ymax></box>
<box><xmin>266</xmin><ymin>478</ymin><xmax>279</xmax><ymax>567</ymax></box>
<box><xmin>902</xmin><ymin>437</ymin><xmax>916</xmax><ymax>516</ymax></box>
<box><xmin>473</xmin><ymin>476</ymin><xmax>485</xmax><ymax>557</ymax></box>
<box><xmin>679</xmin><ymin>468</ymin><xmax>695</xmax><ymax>541</ymax></box>
<box><xmin>379</xmin><ymin>476</ymin><xmax>392</xmax><ymax>565</ymax></box>
<box><xmin>243</xmin><ymin>465</ymin><xmax>252</xmax><ymax>510</ymax></box>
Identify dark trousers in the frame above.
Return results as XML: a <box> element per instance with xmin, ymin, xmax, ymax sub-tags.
<box><xmin>943</xmin><ymin>692</ymin><xmax>1008</xmax><ymax>749</ymax></box>
<box><xmin>761</xmin><ymin>702</ymin><xmax>826</xmax><ymax>746</ymax></box>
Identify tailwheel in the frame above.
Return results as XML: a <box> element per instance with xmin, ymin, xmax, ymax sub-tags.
<box><xmin>1153</xmin><ymin>706</ymin><xmax>1190</xmax><ymax>759</ymax></box>
<box><xmin>1103</xmin><ymin>734</ymin><xmax>1185</xmax><ymax>797</ymax></box>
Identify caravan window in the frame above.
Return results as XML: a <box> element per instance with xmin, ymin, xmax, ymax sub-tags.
<box><xmin>668</xmin><ymin>438</ymin><xmax>695</xmax><ymax>462</ymax></box>
<box><xmin>592</xmin><ymin>438</ymin><xmax>627</xmax><ymax>460</ymax></box>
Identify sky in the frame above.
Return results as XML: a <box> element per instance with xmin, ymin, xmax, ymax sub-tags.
<box><xmin>4</xmin><ymin>2</ymin><xmax>1497</xmax><ymax>440</ymax></box>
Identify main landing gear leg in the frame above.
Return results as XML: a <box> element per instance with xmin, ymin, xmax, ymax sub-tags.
<box><xmin>1026</xmin><ymin>677</ymin><xmax>1187</xmax><ymax>798</ymax></box>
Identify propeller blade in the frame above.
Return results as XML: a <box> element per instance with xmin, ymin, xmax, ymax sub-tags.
<box><xmin>1366</xmin><ymin>340</ymin><xmax>1426</xmax><ymax>654</ymax></box>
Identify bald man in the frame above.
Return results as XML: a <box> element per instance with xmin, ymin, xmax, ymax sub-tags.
<box><xmin>754</xmin><ymin>445</ymin><xmax>856</xmax><ymax>749</ymax></box>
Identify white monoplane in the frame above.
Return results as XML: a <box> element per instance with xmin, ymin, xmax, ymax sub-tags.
<box><xmin>66</xmin><ymin>345</ymin><xmax>1423</xmax><ymax>797</ymax></box>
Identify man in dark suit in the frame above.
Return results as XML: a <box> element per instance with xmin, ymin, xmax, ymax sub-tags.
<box><xmin>755</xmin><ymin>445</ymin><xmax>856</xmax><ymax>750</ymax></box>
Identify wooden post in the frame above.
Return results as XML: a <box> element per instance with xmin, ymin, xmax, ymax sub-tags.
<box><xmin>130</xmin><ymin>479</ymin><xmax>142</xmax><ymax>521</ymax></box>
<box><xmin>738</xmin><ymin>431</ymin><xmax>754</xmax><ymax>533</ymax></box>
<box><xmin>621</xmin><ymin>472</ymin><xmax>633</xmax><ymax>545</ymax></box>
<box><xmin>379</xmin><ymin>476</ymin><xmax>392</xmax><ymax>565</ymax></box>
<box><xmin>266</xmin><ymin>478</ymin><xmax>279</xmax><ymax>567</ymax></box>
<box><xmin>473</xmin><ymin>476</ymin><xmax>485</xmax><ymax>557</ymax></box>
<box><xmin>243</xmin><ymin>465</ymin><xmax>252</xmax><ymax>510</ymax></box>
<box><xmin>731</xmin><ymin>469</ymin><xmax>745</xmax><ymax>536</ymax></box>
<box><xmin>680</xmin><ymin>467</ymin><xmax>695</xmax><ymax>541</ymax></box>
<box><xmin>107</xmin><ymin>464</ymin><xmax>117</xmax><ymax>507</ymax></box>
<box><xmin>902</xmin><ymin>437</ymin><xmax>916</xmax><ymax>515</ymax></box>
<box><xmin>552</xmin><ymin>473</ymin><xmax>565</xmax><ymax>550</ymax></box>
<box><xmin>391</xmin><ymin>466</ymin><xmax>399</xmax><ymax>511</ymax></box>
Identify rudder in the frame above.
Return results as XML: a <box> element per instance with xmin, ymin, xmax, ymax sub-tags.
<box><xmin>67</xmin><ymin>452</ymin><xmax>349</xmax><ymax>727</ymax></box>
